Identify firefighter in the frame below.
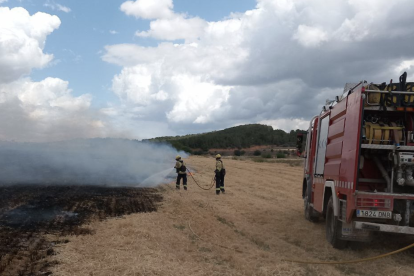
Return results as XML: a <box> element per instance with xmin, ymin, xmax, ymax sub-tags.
<box><xmin>215</xmin><ymin>154</ymin><xmax>226</xmax><ymax>195</ymax></box>
<box><xmin>174</xmin><ymin>155</ymin><xmax>188</xmax><ymax>190</ymax></box>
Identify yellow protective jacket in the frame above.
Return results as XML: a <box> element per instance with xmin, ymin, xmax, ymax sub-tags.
<box><xmin>216</xmin><ymin>159</ymin><xmax>225</xmax><ymax>172</ymax></box>
<box><xmin>175</xmin><ymin>160</ymin><xmax>187</xmax><ymax>174</ymax></box>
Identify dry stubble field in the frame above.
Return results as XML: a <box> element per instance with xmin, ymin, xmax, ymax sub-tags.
<box><xmin>52</xmin><ymin>156</ymin><xmax>414</xmax><ymax>276</ymax></box>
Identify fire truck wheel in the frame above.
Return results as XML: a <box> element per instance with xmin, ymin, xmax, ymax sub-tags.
<box><xmin>326</xmin><ymin>196</ymin><xmax>347</xmax><ymax>249</ymax></box>
<box><xmin>304</xmin><ymin>187</ymin><xmax>319</xmax><ymax>222</ymax></box>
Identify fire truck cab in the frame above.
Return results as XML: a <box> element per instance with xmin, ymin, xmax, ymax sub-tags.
<box><xmin>300</xmin><ymin>72</ymin><xmax>414</xmax><ymax>248</ymax></box>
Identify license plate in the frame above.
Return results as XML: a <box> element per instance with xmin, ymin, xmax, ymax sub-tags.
<box><xmin>356</xmin><ymin>210</ymin><xmax>392</xmax><ymax>219</ymax></box>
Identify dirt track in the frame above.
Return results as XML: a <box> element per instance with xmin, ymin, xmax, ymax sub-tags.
<box><xmin>23</xmin><ymin>157</ymin><xmax>414</xmax><ymax>275</ymax></box>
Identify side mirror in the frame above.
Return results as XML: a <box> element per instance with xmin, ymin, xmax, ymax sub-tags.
<box><xmin>296</xmin><ymin>134</ymin><xmax>304</xmax><ymax>157</ymax></box>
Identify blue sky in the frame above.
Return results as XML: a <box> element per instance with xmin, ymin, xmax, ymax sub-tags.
<box><xmin>5</xmin><ymin>0</ymin><xmax>256</xmax><ymax>107</ymax></box>
<box><xmin>1</xmin><ymin>0</ymin><xmax>414</xmax><ymax>142</ymax></box>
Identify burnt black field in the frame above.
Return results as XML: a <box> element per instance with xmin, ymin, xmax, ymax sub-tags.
<box><xmin>0</xmin><ymin>185</ymin><xmax>162</xmax><ymax>276</ymax></box>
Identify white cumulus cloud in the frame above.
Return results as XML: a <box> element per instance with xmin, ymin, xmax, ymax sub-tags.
<box><xmin>112</xmin><ymin>65</ymin><xmax>160</xmax><ymax>106</ymax></box>
<box><xmin>0</xmin><ymin>77</ymin><xmax>108</xmax><ymax>142</ymax></box>
<box><xmin>293</xmin><ymin>25</ymin><xmax>328</xmax><ymax>47</ymax></box>
<box><xmin>106</xmin><ymin>0</ymin><xmax>414</xmax><ymax>136</ymax></box>
<box><xmin>165</xmin><ymin>74</ymin><xmax>231</xmax><ymax>124</ymax></box>
<box><xmin>120</xmin><ymin>0</ymin><xmax>174</xmax><ymax>19</ymax></box>
<box><xmin>136</xmin><ymin>16</ymin><xmax>207</xmax><ymax>41</ymax></box>
<box><xmin>0</xmin><ymin>7</ymin><xmax>61</xmax><ymax>83</ymax></box>
<box><xmin>122</xmin><ymin>0</ymin><xmax>208</xmax><ymax>41</ymax></box>
<box><xmin>0</xmin><ymin>7</ymin><xmax>117</xmax><ymax>142</ymax></box>
<box><xmin>16</xmin><ymin>77</ymin><xmax>91</xmax><ymax>112</ymax></box>
<box><xmin>259</xmin><ymin>118</ymin><xmax>310</xmax><ymax>132</ymax></box>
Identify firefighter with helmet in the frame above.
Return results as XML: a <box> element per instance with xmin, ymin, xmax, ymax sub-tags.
<box><xmin>174</xmin><ymin>155</ymin><xmax>188</xmax><ymax>190</ymax></box>
<box><xmin>215</xmin><ymin>154</ymin><xmax>226</xmax><ymax>195</ymax></box>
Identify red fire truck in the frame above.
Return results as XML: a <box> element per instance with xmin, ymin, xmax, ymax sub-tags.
<box><xmin>299</xmin><ymin>72</ymin><xmax>414</xmax><ymax>248</ymax></box>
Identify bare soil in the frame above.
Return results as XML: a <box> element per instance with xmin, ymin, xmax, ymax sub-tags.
<box><xmin>48</xmin><ymin>156</ymin><xmax>414</xmax><ymax>276</ymax></box>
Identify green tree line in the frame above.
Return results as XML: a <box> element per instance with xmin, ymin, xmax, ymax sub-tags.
<box><xmin>145</xmin><ymin>124</ymin><xmax>304</xmax><ymax>153</ymax></box>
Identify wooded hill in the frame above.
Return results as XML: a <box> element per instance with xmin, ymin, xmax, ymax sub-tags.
<box><xmin>145</xmin><ymin>124</ymin><xmax>304</xmax><ymax>153</ymax></box>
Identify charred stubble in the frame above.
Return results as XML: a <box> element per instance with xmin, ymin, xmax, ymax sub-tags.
<box><xmin>0</xmin><ymin>185</ymin><xmax>162</xmax><ymax>276</ymax></box>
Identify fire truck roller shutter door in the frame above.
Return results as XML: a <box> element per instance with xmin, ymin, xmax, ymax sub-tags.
<box><xmin>315</xmin><ymin>116</ymin><xmax>330</xmax><ymax>175</ymax></box>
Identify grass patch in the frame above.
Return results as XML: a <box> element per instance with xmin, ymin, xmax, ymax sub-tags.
<box><xmin>250</xmin><ymin>157</ymin><xmax>304</xmax><ymax>166</ymax></box>
<box><xmin>234</xmin><ymin>229</ymin><xmax>247</xmax><ymax>237</ymax></box>
<box><xmin>157</xmin><ymin>185</ymin><xmax>167</xmax><ymax>192</ymax></box>
<box><xmin>235</xmin><ymin>228</ymin><xmax>270</xmax><ymax>251</ymax></box>
<box><xmin>261</xmin><ymin>153</ymin><xmax>272</xmax><ymax>159</ymax></box>
<box><xmin>274</xmin><ymin>159</ymin><xmax>303</xmax><ymax>167</ymax></box>
<box><xmin>336</xmin><ymin>265</ymin><xmax>358</xmax><ymax>275</ymax></box>
<box><xmin>250</xmin><ymin>237</ymin><xmax>270</xmax><ymax>251</ymax></box>
<box><xmin>252</xmin><ymin>157</ymin><xmax>265</xmax><ymax>163</ymax></box>
<box><xmin>276</xmin><ymin>153</ymin><xmax>286</xmax><ymax>158</ymax></box>
<box><xmin>189</xmin><ymin>234</ymin><xmax>198</xmax><ymax>241</ymax></box>
<box><xmin>291</xmin><ymin>239</ymin><xmax>301</xmax><ymax>247</ymax></box>
<box><xmin>216</xmin><ymin>216</ymin><xmax>235</xmax><ymax>228</ymax></box>
<box><xmin>173</xmin><ymin>224</ymin><xmax>186</xmax><ymax>231</ymax></box>
<box><xmin>232</xmin><ymin>156</ymin><xmax>246</xmax><ymax>161</ymax></box>
<box><xmin>198</xmin><ymin>247</ymin><xmax>212</xmax><ymax>253</ymax></box>
<box><xmin>253</xmin><ymin>150</ymin><xmax>262</xmax><ymax>156</ymax></box>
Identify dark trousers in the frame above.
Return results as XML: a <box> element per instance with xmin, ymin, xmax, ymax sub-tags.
<box><xmin>176</xmin><ymin>174</ymin><xmax>187</xmax><ymax>186</ymax></box>
<box><xmin>215</xmin><ymin>173</ymin><xmax>225</xmax><ymax>192</ymax></box>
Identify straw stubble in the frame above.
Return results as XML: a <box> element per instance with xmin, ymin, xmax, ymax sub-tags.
<box><xmin>52</xmin><ymin>156</ymin><xmax>414</xmax><ymax>276</ymax></box>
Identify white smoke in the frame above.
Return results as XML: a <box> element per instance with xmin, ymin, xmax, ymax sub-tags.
<box><xmin>0</xmin><ymin>139</ymin><xmax>186</xmax><ymax>187</ymax></box>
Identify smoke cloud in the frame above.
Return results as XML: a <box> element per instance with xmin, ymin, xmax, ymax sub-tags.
<box><xmin>0</xmin><ymin>139</ymin><xmax>185</xmax><ymax>187</ymax></box>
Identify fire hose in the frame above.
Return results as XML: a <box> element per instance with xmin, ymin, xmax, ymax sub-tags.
<box><xmin>282</xmin><ymin>242</ymin><xmax>414</xmax><ymax>264</ymax></box>
<box><xmin>186</xmin><ymin>168</ymin><xmax>215</xmax><ymax>190</ymax></box>
<box><xmin>184</xmin><ymin>171</ymin><xmax>414</xmax><ymax>264</ymax></box>
<box><xmin>180</xmin><ymin>164</ymin><xmax>414</xmax><ymax>264</ymax></box>
<box><xmin>183</xmin><ymin>167</ymin><xmax>414</xmax><ymax>264</ymax></box>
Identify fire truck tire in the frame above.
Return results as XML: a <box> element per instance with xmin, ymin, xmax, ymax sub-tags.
<box><xmin>326</xmin><ymin>196</ymin><xmax>347</xmax><ymax>249</ymax></box>
<box><xmin>304</xmin><ymin>187</ymin><xmax>319</xmax><ymax>222</ymax></box>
